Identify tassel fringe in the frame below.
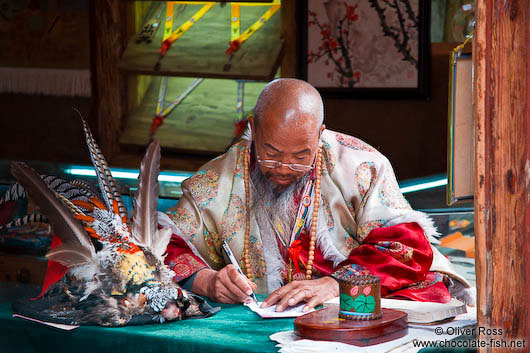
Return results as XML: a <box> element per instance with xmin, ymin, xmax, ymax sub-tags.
<box><xmin>0</xmin><ymin>67</ymin><xmax>91</xmax><ymax>97</ymax></box>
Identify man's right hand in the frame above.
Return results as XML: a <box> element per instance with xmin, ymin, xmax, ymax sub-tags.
<box><xmin>192</xmin><ymin>265</ymin><xmax>257</xmax><ymax>304</ymax></box>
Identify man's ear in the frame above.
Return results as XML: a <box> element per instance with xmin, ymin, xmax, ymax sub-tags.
<box><xmin>320</xmin><ymin>124</ymin><xmax>326</xmax><ymax>135</ymax></box>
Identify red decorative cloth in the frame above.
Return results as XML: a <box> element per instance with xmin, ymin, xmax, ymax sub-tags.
<box><xmin>164</xmin><ymin>234</ymin><xmax>207</xmax><ymax>282</ymax></box>
<box><xmin>292</xmin><ymin>222</ymin><xmax>451</xmax><ymax>303</ymax></box>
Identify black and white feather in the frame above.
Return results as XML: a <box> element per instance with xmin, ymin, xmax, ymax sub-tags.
<box><xmin>0</xmin><ymin>212</ymin><xmax>49</xmax><ymax>230</ymax></box>
<box><xmin>80</xmin><ymin>117</ymin><xmax>127</xmax><ymax>219</ymax></box>
<box><xmin>9</xmin><ymin>126</ymin><xmax>209</xmax><ymax>326</ymax></box>
<box><xmin>10</xmin><ymin>162</ymin><xmax>96</xmax><ymax>267</ymax></box>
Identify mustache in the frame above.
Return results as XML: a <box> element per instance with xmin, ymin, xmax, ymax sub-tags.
<box><xmin>265</xmin><ymin>173</ymin><xmax>296</xmax><ymax>180</ymax></box>
<box><xmin>264</xmin><ymin>171</ymin><xmax>297</xmax><ymax>181</ymax></box>
<box><xmin>251</xmin><ymin>167</ymin><xmax>309</xmax><ymax>201</ymax></box>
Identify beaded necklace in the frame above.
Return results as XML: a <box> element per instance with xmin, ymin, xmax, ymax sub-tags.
<box><xmin>242</xmin><ymin>143</ymin><xmax>323</xmax><ymax>282</ymax></box>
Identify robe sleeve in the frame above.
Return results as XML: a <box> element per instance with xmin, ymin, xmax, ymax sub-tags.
<box><xmin>161</xmin><ymin>144</ymin><xmax>248</xmax><ymax>286</ymax></box>
<box><xmin>332</xmin><ymin>153</ymin><xmax>453</xmax><ymax>301</ymax></box>
<box><xmin>163</xmin><ymin>223</ymin><xmax>208</xmax><ymax>283</ymax></box>
<box><xmin>333</xmin><ymin>222</ymin><xmax>434</xmax><ymax>296</ymax></box>
<box><xmin>159</xmin><ymin>187</ymin><xmax>212</xmax><ymax>284</ymax></box>
<box><xmin>160</xmin><ymin>172</ymin><xmax>226</xmax><ymax>284</ymax></box>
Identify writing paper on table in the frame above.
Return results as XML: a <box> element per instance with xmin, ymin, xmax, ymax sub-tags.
<box><xmin>245</xmin><ymin>301</ymin><xmax>314</xmax><ymax>318</ymax></box>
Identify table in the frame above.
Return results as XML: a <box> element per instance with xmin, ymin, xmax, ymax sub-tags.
<box><xmin>2</xmin><ymin>295</ymin><xmax>292</xmax><ymax>353</ymax></box>
<box><xmin>1</xmin><ymin>294</ymin><xmax>475</xmax><ymax>353</ymax></box>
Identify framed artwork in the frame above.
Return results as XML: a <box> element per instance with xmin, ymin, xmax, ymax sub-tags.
<box><xmin>300</xmin><ymin>0</ymin><xmax>430</xmax><ymax>98</ymax></box>
<box><xmin>447</xmin><ymin>48</ymin><xmax>473</xmax><ymax>205</ymax></box>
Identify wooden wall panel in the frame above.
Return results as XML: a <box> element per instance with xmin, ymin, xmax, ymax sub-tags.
<box><xmin>89</xmin><ymin>0</ymin><xmax>128</xmax><ymax>159</ymax></box>
<box><xmin>474</xmin><ymin>0</ymin><xmax>530</xmax><ymax>350</ymax></box>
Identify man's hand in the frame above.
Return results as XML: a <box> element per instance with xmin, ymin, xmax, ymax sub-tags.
<box><xmin>261</xmin><ymin>276</ymin><xmax>339</xmax><ymax>312</ymax></box>
<box><xmin>192</xmin><ymin>265</ymin><xmax>257</xmax><ymax>304</ymax></box>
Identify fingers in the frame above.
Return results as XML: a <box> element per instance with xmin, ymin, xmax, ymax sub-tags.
<box><xmin>221</xmin><ymin>276</ymin><xmax>251</xmax><ymax>303</ymax></box>
<box><xmin>263</xmin><ymin>277</ymin><xmax>339</xmax><ymax>312</ymax></box>
<box><xmin>210</xmin><ymin>265</ymin><xmax>254</xmax><ymax>304</ymax></box>
<box><xmin>286</xmin><ymin>288</ymin><xmax>312</xmax><ymax>309</ymax></box>
<box><xmin>262</xmin><ymin>281</ymin><xmax>307</xmax><ymax>310</ymax></box>
<box><xmin>226</xmin><ymin>265</ymin><xmax>253</xmax><ymax>295</ymax></box>
<box><xmin>303</xmin><ymin>295</ymin><xmax>321</xmax><ymax>312</ymax></box>
<box><xmin>276</xmin><ymin>288</ymin><xmax>311</xmax><ymax>312</ymax></box>
<box><xmin>262</xmin><ymin>283</ymin><xmax>295</xmax><ymax>308</ymax></box>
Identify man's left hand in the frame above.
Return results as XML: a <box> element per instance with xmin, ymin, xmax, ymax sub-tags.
<box><xmin>261</xmin><ymin>276</ymin><xmax>339</xmax><ymax>312</ymax></box>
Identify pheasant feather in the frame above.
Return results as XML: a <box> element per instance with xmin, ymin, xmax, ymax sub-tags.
<box><xmin>79</xmin><ymin>117</ymin><xmax>127</xmax><ymax>219</ymax></box>
<box><xmin>9</xmin><ymin>121</ymin><xmax>212</xmax><ymax>326</ymax></box>
<box><xmin>46</xmin><ymin>244</ymin><xmax>94</xmax><ymax>267</ymax></box>
<box><xmin>0</xmin><ymin>212</ymin><xmax>48</xmax><ymax>230</ymax></box>
<box><xmin>56</xmin><ymin>193</ymin><xmax>85</xmax><ymax>216</ymax></box>
<box><xmin>10</xmin><ymin>162</ymin><xmax>95</xmax><ymax>263</ymax></box>
<box><xmin>131</xmin><ymin>140</ymin><xmax>160</xmax><ymax>248</ymax></box>
<box><xmin>70</xmin><ymin>179</ymin><xmax>99</xmax><ymax>198</ymax></box>
<box><xmin>0</xmin><ymin>182</ymin><xmax>26</xmax><ymax>203</ymax></box>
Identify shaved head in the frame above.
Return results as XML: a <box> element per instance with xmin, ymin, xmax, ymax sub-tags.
<box><xmin>253</xmin><ymin>78</ymin><xmax>324</xmax><ymax>129</ymax></box>
<box><xmin>250</xmin><ymin>79</ymin><xmax>325</xmax><ymax>189</ymax></box>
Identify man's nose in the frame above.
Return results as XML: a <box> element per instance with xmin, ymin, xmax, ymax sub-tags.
<box><xmin>274</xmin><ymin>165</ymin><xmax>295</xmax><ymax>175</ymax></box>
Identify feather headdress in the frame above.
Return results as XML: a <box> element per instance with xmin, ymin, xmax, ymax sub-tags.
<box><xmin>7</xmin><ymin>118</ymin><xmax>212</xmax><ymax>326</ymax></box>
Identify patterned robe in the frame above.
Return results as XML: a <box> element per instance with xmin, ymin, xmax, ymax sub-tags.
<box><xmin>163</xmin><ymin>129</ymin><xmax>469</xmax><ymax>302</ymax></box>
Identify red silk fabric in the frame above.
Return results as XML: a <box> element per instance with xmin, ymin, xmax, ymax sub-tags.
<box><xmin>39</xmin><ymin>223</ymin><xmax>450</xmax><ymax>303</ymax></box>
<box><xmin>294</xmin><ymin>222</ymin><xmax>451</xmax><ymax>303</ymax></box>
<box><xmin>35</xmin><ymin>234</ymin><xmax>68</xmax><ymax>299</ymax></box>
<box><xmin>164</xmin><ymin>234</ymin><xmax>207</xmax><ymax>282</ymax></box>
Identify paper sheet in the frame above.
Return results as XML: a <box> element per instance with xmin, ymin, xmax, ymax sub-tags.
<box><xmin>13</xmin><ymin>314</ymin><xmax>80</xmax><ymax>331</ymax></box>
<box><xmin>245</xmin><ymin>301</ymin><xmax>314</xmax><ymax>318</ymax></box>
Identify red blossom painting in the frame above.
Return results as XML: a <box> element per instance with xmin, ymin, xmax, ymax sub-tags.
<box><xmin>304</xmin><ymin>0</ymin><xmax>426</xmax><ymax>93</ymax></box>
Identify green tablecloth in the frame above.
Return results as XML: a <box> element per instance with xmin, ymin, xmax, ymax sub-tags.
<box><xmin>1</xmin><ymin>296</ymin><xmax>292</xmax><ymax>353</ymax></box>
<box><xmin>1</xmin><ymin>295</ymin><xmax>475</xmax><ymax>353</ymax></box>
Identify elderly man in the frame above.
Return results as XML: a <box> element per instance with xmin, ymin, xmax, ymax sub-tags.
<box><xmin>160</xmin><ymin>78</ymin><xmax>473</xmax><ymax>312</ymax></box>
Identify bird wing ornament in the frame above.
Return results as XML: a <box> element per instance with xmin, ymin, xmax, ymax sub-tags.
<box><xmin>8</xmin><ymin>118</ymin><xmax>216</xmax><ymax>326</ymax></box>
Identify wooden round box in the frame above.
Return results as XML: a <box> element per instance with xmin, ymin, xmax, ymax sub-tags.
<box><xmin>338</xmin><ymin>275</ymin><xmax>382</xmax><ymax>320</ymax></box>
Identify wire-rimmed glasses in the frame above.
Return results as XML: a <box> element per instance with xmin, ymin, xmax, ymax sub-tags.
<box><xmin>256</xmin><ymin>157</ymin><xmax>315</xmax><ymax>172</ymax></box>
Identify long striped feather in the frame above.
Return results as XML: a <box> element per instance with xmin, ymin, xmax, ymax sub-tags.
<box><xmin>1</xmin><ymin>175</ymin><xmax>93</xmax><ymax>205</ymax></box>
<box><xmin>131</xmin><ymin>140</ymin><xmax>160</xmax><ymax>247</ymax></box>
<box><xmin>56</xmin><ymin>193</ymin><xmax>85</xmax><ymax>216</ymax></box>
<box><xmin>0</xmin><ymin>212</ymin><xmax>48</xmax><ymax>230</ymax></box>
<box><xmin>44</xmin><ymin>175</ymin><xmax>94</xmax><ymax>201</ymax></box>
<box><xmin>70</xmin><ymin>179</ymin><xmax>99</xmax><ymax>198</ymax></box>
<box><xmin>0</xmin><ymin>182</ymin><xmax>26</xmax><ymax>203</ymax></box>
<box><xmin>79</xmin><ymin>116</ymin><xmax>127</xmax><ymax>219</ymax></box>
<box><xmin>10</xmin><ymin>162</ymin><xmax>95</xmax><ymax>264</ymax></box>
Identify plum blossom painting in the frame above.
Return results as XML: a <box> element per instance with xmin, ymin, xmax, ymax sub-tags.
<box><xmin>301</xmin><ymin>0</ymin><xmax>430</xmax><ymax>98</ymax></box>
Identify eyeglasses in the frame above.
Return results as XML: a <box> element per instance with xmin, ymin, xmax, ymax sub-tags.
<box><xmin>256</xmin><ymin>156</ymin><xmax>314</xmax><ymax>172</ymax></box>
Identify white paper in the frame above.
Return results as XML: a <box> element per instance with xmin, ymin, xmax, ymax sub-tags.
<box><xmin>13</xmin><ymin>314</ymin><xmax>80</xmax><ymax>331</ymax></box>
<box><xmin>245</xmin><ymin>301</ymin><xmax>314</xmax><ymax>318</ymax></box>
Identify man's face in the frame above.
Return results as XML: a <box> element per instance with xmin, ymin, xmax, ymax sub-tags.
<box><xmin>251</xmin><ymin>112</ymin><xmax>322</xmax><ymax>190</ymax></box>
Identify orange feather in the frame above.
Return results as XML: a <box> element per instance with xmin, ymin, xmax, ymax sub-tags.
<box><xmin>90</xmin><ymin>197</ymin><xmax>107</xmax><ymax>210</ymax></box>
<box><xmin>72</xmin><ymin>200</ymin><xmax>95</xmax><ymax>212</ymax></box>
<box><xmin>112</xmin><ymin>200</ymin><xmax>120</xmax><ymax>215</ymax></box>
<box><xmin>74</xmin><ymin>214</ymin><xmax>94</xmax><ymax>222</ymax></box>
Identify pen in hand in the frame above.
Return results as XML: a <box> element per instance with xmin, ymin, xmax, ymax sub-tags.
<box><xmin>221</xmin><ymin>240</ymin><xmax>258</xmax><ymax>304</ymax></box>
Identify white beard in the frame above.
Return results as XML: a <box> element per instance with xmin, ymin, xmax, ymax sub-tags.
<box><xmin>250</xmin><ymin>167</ymin><xmax>306</xmax><ymax>292</ymax></box>
<box><xmin>249</xmin><ymin>166</ymin><xmax>348</xmax><ymax>293</ymax></box>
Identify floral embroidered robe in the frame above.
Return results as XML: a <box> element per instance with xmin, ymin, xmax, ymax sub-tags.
<box><xmin>163</xmin><ymin>129</ymin><xmax>469</xmax><ymax>302</ymax></box>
